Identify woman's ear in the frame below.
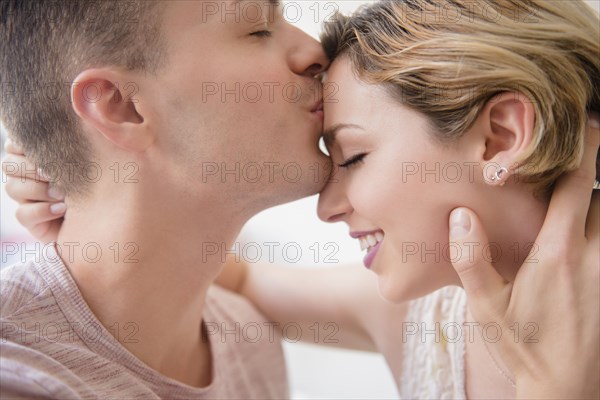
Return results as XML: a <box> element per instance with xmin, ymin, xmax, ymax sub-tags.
<box><xmin>477</xmin><ymin>92</ymin><xmax>536</xmax><ymax>185</ymax></box>
<box><xmin>71</xmin><ymin>69</ymin><xmax>154</xmax><ymax>152</ymax></box>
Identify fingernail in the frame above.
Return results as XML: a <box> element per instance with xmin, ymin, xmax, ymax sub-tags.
<box><xmin>450</xmin><ymin>209</ymin><xmax>471</xmax><ymax>238</ymax></box>
<box><xmin>37</xmin><ymin>168</ymin><xmax>50</xmax><ymax>181</ymax></box>
<box><xmin>590</xmin><ymin>114</ymin><xmax>600</xmax><ymax>129</ymax></box>
<box><xmin>50</xmin><ymin>202</ymin><xmax>66</xmax><ymax>214</ymax></box>
<box><xmin>48</xmin><ymin>186</ymin><xmax>64</xmax><ymax>200</ymax></box>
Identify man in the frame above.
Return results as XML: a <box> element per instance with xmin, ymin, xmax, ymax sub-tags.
<box><xmin>0</xmin><ymin>1</ymin><xmax>329</xmax><ymax>398</ymax></box>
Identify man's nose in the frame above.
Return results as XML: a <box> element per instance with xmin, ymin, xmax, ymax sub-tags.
<box><xmin>287</xmin><ymin>25</ymin><xmax>329</xmax><ymax>79</ymax></box>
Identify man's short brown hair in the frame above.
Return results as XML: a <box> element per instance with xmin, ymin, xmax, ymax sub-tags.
<box><xmin>1</xmin><ymin>0</ymin><xmax>166</xmax><ymax>196</ymax></box>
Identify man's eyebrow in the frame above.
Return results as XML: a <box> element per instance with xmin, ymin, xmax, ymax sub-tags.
<box><xmin>323</xmin><ymin>123</ymin><xmax>365</xmax><ymax>146</ymax></box>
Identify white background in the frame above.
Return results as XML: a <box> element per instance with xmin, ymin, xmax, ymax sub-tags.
<box><xmin>1</xmin><ymin>1</ymin><xmax>598</xmax><ymax>399</ymax></box>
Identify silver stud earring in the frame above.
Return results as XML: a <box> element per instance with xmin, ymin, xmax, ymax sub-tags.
<box><xmin>490</xmin><ymin>166</ymin><xmax>508</xmax><ymax>184</ymax></box>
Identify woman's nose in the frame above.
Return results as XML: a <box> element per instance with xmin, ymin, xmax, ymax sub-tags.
<box><xmin>317</xmin><ymin>177</ymin><xmax>353</xmax><ymax>223</ymax></box>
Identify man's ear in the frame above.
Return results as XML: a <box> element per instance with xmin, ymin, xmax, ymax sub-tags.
<box><xmin>477</xmin><ymin>92</ymin><xmax>536</xmax><ymax>185</ymax></box>
<box><xmin>71</xmin><ymin>69</ymin><xmax>154</xmax><ymax>152</ymax></box>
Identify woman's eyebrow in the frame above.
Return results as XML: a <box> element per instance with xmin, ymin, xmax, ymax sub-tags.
<box><xmin>323</xmin><ymin>123</ymin><xmax>365</xmax><ymax>146</ymax></box>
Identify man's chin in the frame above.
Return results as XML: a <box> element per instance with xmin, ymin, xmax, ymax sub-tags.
<box><xmin>277</xmin><ymin>178</ymin><xmax>326</xmax><ymax>205</ymax></box>
<box><xmin>249</xmin><ymin>177</ymin><xmax>325</xmax><ymax>213</ymax></box>
<box><xmin>227</xmin><ymin>153</ymin><xmax>332</xmax><ymax>212</ymax></box>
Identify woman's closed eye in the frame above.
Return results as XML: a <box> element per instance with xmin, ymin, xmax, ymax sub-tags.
<box><xmin>338</xmin><ymin>153</ymin><xmax>367</xmax><ymax>169</ymax></box>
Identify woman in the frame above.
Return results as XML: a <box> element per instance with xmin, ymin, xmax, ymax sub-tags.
<box><xmin>311</xmin><ymin>1</ymin><xmax>599</xmax><ymax>398</ymax></box>
<box><xmin>4</xmin><ymin>0</ymin><xmax>599</xmax><ymax>398</ymax></box>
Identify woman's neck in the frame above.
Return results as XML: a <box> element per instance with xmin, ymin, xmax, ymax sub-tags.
<box><xmin>473</xmin><ymin>182</ymin><xmax>549</xmax><ymax>283</ymax></box>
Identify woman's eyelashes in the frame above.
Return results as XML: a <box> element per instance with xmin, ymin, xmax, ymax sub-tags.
<box><xmin>250</xmin><ymin>29</ymin><xmax>272</xmax><ymax>38</ymax></box>
<box><xmin>338</xmin><ymin>153</ymin><xmax>367</xmax><ymax>169</ymax></box>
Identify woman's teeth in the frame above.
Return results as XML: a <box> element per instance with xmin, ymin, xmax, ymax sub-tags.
<box><xmin>359</xmin><ymin>232</ymin><xmax>384</xmax><ymax>252</ymax></box>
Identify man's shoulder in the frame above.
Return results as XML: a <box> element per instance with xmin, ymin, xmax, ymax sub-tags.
<box><xmin>0</xmin><ymin>341</ymin><xmax>88</xmax><ymax>400</ymax></box>
<box><xmin>204</xmin><ymin>285</ymin><xmax>289</xmax><ymax>397</ymax></box>
<box><xmin>206</xmin><ymin>284</ymin><xmax>278</xmax><ymax>324</ymax></box>
<box><xmin>1</xmin><ymin>260</ymin><xmax>50</xmax><ymax>318</ymax></box>
<box><xmin>204</xmin><ymin>284</ymin><xmax>286</xmax><ymax>350</ymax></box>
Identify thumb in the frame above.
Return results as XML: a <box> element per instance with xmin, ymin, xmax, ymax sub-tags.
<box><xmin>449</xmin><ymin>208</ymin><xmax>507</xmax><ymax>314</ymax></box>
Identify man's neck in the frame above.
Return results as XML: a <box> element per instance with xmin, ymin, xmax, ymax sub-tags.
<box><xmin>55</xmin><ymin>185</ymin><xmax>246</xmax><ymax>387</ymax></box>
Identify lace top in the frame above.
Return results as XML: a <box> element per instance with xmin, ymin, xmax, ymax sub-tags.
<box><xmin>400</xmin><ymin>286</ymin><xmax>468</xmax><ymax>399</ymax></box>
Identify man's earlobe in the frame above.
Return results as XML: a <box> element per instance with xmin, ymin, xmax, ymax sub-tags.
<box><xmin>71</xmin><ymin>69</ymin><xmax>154</xmax><ymax>152</ymax></box>
<box><xmin>479</xmin><ymin>91</ymin><xmax>536</xmax><ymax>185</ymax></box>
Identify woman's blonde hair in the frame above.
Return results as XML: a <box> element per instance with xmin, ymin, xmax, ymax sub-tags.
<box><xmin>321</xmin><ymin>0</ymin><xmax>600</xmax><ymax>194</ymax></box>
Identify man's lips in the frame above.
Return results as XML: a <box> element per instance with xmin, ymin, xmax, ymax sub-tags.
<box><xmin>311</xmin><ymin>100</ymin><xmax>323</xmax><ymax>113</ymax></box>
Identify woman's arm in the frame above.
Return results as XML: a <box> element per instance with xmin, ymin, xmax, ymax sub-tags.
<box><xmin>219</xmin><ymin>254</ymin><xmax>408</xmax><ymax>352</ymax></box>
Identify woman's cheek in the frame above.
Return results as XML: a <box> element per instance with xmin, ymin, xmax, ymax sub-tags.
<box><xmin>347</xmin><ymin>170</ymin><xmax>391</xmax><ymax>217</ymax></box>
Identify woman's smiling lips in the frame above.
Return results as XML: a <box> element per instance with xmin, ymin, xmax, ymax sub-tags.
<box><xmin>350</xmin><ymin>229</ymin><xmax>385</xmax><ymax>269</ymax></box>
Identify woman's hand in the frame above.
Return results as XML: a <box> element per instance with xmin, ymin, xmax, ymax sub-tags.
<box><xmin>449</xmin><ymin>117</ymin><xmax>600</xmax><ymax>399</ymax></box>
<box><xmin>2</xmin><ymin>139</ymin><xmax>65</xmax><ymax>243</ymax></box>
